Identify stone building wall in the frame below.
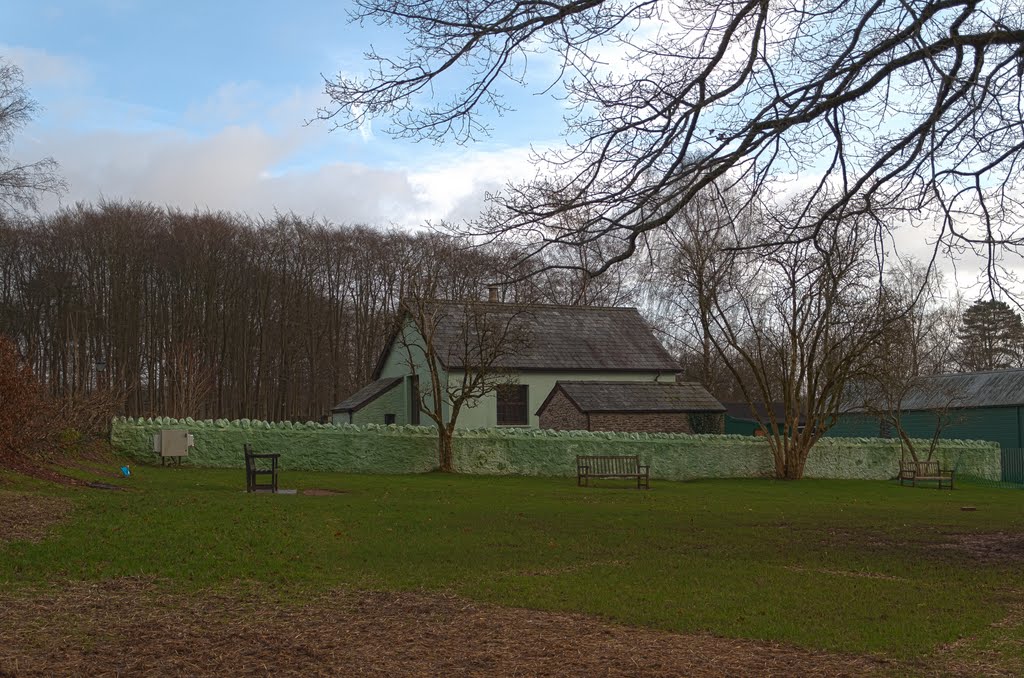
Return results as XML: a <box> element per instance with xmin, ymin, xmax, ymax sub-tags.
<box><xmin>537</xmin><ymin>389</ymin><xmax>589</xmax><ymax>431</ymax></box>
<box><xmin>537</xmin><ymin>389</ymin><xmax>695</xmax><ymax>434</ymax></box>
<box><xmin>589</xmin><ymin>412</ymin><xmax>692</xmax><ymax>434</ymax></box>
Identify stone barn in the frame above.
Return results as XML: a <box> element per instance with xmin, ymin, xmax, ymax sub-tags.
<box><xmin>536</xmin><ymin>381</ymin><xmax>725</xmax><ymax>434</ymax></box>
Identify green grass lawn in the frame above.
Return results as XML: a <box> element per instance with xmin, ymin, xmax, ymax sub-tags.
<box><xmin>2</xmin><ymin>466</ymin><xmax>1023</xmax><ymax>664</ymax></box>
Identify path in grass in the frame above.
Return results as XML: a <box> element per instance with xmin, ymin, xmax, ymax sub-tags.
<box><xmin>0</xmin><ymin>579</ymin><xmax>902</xmax><ymax>677</ymax></box>
<box><xmin>1</xmin><ymin>467</ymin><xmax>1023</xmax><ymax>674</ymax></box>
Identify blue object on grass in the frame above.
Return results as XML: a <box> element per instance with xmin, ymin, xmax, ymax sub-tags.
<box><xmin>120</xmin><ymin>466</ymin><xmax>131</xmax><ymax>478</ymax></box>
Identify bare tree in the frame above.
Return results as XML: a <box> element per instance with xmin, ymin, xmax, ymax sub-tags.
<box><xmin>853</xmin><ymin>374</ymin><xmax>965</xmax><ymax>463</ymax></box>
<box><xmin>698</xmin><ymin>197</ymin><xmax>909</xmax><ymax>479</ymax></box>
<box><xmin>167</xmin><ymin>340</ymin><xmax>216</xmax><ymax>419</ymax></box>
<box><xmin>397</xmin><ymin>297</ymin><xmax>531</xmax><ymax>472</ymax></box>
<box><xmin>0</xmin><ymin>59</ymin><xmax>65</xmax><ymax>214</ymax></box>
<box><xmin>853</xmin><ymin>262</ymin><xmax>965</xmax><ymax>461</ymax></box>
<box><xmin>650</xmin><ymin>183</ymin><xmax>750</xmax><ymax>397</ymax></box>
<box><xmin>503</xmin><ymin>185</ymin><xmax>649</xmax><ymax>307</ymax></box>
<box><xmin>322</xmin><ymin>0</ymin><xmax>1024</xmax><ymax>291</ymax></box>
<box><xmin>392</xmin><ymin>234</ymin><xmax>534</xmax><ymax>470</ymax></box>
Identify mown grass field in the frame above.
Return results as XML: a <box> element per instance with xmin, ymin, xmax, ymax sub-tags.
<box><xmin>2</xmin><ymin>465</ymin><xmax>1023</xmax><ymax>673</ymax></box>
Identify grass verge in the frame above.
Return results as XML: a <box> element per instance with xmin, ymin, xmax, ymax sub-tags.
<box><xmin>1</xmin><ymin>465</ymin><xmax>1022</xmax><ymax>671</ymax></box>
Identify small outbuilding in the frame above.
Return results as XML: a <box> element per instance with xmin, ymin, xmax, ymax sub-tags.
<box><xmin>331</xmin><ymin>376</ymin><xmax>403</xmax><ymax>425</ymax></box>
<box><xmin>536</xmin><ymin>381</ymin><xmax>725</xmax><ymax>433</ymax></box>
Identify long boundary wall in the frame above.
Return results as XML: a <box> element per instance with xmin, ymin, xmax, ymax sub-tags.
<box><xmin>111</xmin><ymin>417</ymin><xmax>1002</xmax><ymax>481</ymax></box>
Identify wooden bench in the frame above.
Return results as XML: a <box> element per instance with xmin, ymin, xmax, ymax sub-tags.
<box><xmin>576</xmin><ymin>455</ymin><xmax>649</xmax><ymax>489</ymax></box>
<box><xmin>244</xmin><ymin>443</ymin><xmax>280</xmax><ymax>493</ymax></box>
<box><xmin>898</xmin><ymin>459</ymin><xmax>954</xmax><ymax>490</ymax></box>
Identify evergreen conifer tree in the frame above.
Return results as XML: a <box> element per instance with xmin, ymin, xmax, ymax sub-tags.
<box><xmin>955</xmin><ymin>300</ymin><xmax>1024</xmax><ymax>371</ymax></box>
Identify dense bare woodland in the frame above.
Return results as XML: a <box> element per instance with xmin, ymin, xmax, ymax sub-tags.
<box><xmin>0</xmin><ymin>202</ymin><xmax>650</xmax><ymax>421</ymax></box>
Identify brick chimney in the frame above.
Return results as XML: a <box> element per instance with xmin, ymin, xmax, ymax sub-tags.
<box><xmin>487</xmin><ymin>284</ymin><xmax>500</xmax><ymax>303</ymax></box>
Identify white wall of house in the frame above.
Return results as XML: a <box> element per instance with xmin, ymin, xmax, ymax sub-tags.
<box><xmin>377</xmin><ymin>321</ymin><xmax>448</xmax><ymax>426</ymax></box>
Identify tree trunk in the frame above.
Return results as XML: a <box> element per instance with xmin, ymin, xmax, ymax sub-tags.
<box><xmin>437</xmin><ymin>428</ymin><xmax>454</xmax><ymax>472</ymax></box>
<box><xmin>783</xmin><ymin>452</ymin><xmax>807</xmax><ymax>480</ymax></box>
<box><xmin>771</xmin><ymin>436</ymin><xmax>811</xmax><ymax>479</ymax></box>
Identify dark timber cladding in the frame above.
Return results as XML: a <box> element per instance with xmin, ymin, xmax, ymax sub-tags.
<box><xmin>414</xmin><ymin>303</ymin><xmax>679</xmax><ymax>372</ymax></box>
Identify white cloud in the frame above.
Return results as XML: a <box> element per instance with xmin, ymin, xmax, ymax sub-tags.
<box><xmin>183</xmin><ymin>81</ymin><xmax>266</xmax><ymax>127</ymax></box>
<box><xmin>0</xmin><ymin>44</ymin><xmax>92</xmax><ymax>88</ymax></box>
<box><xmin>408</xmin><ymin>146</ymin><xmax>539</xmax><ymax>220</ymax></box>
<box><xmin>22</xmin><ymin>117</ymin><xmax>539</xmax><ymax>228</ymax></box>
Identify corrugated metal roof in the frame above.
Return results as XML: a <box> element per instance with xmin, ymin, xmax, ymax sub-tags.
<box><xmin>548</xmin><ymin>381</ymin><xmax>725</xmax><ymax>413</ymax></box>
<box><xmin>331</xmin><ymin>377</ymin><xmax>402</xmax><ymax>412</ymax></box>
<box><xmin>424</xmin><ymin>302</ymin><xmax>679</xmax><ymax>372</ymax></box>
<box><xmin>892</xmin><ymin>369</ymin><xmax>1024</xmax><ymax>410</ymax></box>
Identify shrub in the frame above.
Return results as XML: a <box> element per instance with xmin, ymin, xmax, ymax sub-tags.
<box><xmin>0</xmin><ymin>335</ymin><xmax>56</xmax><ymax>462</ymax></box>
<box><xmin>54</xmin><ymin>388</ymin><xmax>121</xmax><ymax>439</ymax></box>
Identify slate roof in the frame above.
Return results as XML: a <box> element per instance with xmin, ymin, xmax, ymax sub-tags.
<box><xmin>541</xmin><ymin>381</ymin><xmax>725</xmax><ymax>414</ymax></box>
<box><xmin>848</xmin><ymin>368</ymin><xmax>1024</xmax><ymax>411</ymax></box>
<box><xmin>331</xmin><ymin>377</ymin><xmax>402</xmax><ymax>413</ymax></box>
<box><xmin>397</xmin><ymin>302</ymin><xmax>679</xmax><ymax>373</ymax></box>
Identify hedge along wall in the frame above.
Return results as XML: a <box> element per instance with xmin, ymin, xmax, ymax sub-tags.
<box><xmin>111</xmin><ymin>417</ymin><xmax>1002</xmax><ymax>481</ymax></box>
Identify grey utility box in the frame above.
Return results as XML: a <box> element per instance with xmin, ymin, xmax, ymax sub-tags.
<box><xmin>152</xmin><ymin>429</ymin><xmax>194</xmax><ymax>464</ymax></box>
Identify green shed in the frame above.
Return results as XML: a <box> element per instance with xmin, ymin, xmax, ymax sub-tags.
<box><xmin>723</xmin><ymin>402</ymin><xmax>805</xmax><ymax>436</ymax></box>
<box><xmin>830</xmin><ymin>368</ymin><xmax>1024</xmax><ymax>482</ymax></box>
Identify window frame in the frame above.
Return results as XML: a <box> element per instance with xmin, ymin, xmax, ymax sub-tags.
<box><xmin>496</xmin><ymin>384</ymin><xmax>529</xmax><ymax>426</ymax></box>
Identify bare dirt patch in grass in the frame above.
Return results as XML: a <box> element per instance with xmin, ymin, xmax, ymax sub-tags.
<box><xmin>937</xmin><ymin>599</ymin><xmax>1024</xmax><ymax>677</ymax></box>
<box><xmin>941</xmin><ymin>533</ymin><xmax>1024</xmax><ymax>563</ymax></box>
<box><xmin>0</xmin><ymin>492</ymin><xmax>71</xmax><ymax>544</ymax></box>
<box><xmin>0</xmin><ymin>579</ymin><xmax>900</xmax><ymax>677</ymax></box>
<box><xmin>301</xmin><ymin>488</ymin><xmax>347</xmax><ymax>496</ymax></box>
<box><xmin>60</xmin><ymin>459</ymin><xmax>123</xmax><ymax>479</ymax></box>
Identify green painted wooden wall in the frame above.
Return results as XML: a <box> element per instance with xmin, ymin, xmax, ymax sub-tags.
<box><xmin>830</xmin><ymin>406</ymin><xmax>1024</xmax><ymax>482</ymax></box>
<box><xmin>831</xmin><ymin>406</ymin><xmax>1023</xmax><ymax>450</ymax></box>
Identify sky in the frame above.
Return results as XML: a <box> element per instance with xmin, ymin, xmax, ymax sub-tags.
<box><xmin>0</xmin><ymin>1</ymin><xmax>1018</xmax><ymax>299</ymax></box>
<box><xmin>0</xmin><ymin>0</ymin><xmax>565</xmax><ymax>227</ymax></box>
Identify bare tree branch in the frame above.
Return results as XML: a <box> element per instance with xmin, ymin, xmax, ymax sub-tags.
<box><xmin>0</xmin><ymin>59</ymin><xmax>66</xmax><ymax>214</ymax></box>
<box><xmin>325</xmin><ymin>0</ymin><xmax>1024</xmax><ymax>291</ymax></box>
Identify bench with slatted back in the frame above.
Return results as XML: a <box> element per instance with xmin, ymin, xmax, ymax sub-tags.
<box><xmin>576</xmin><ymin>455</ymin><xmax>649</xmax><ymax>489</ymax></box>
<box><xmin>244</xmin><ymin>443</ymin><xmax>280</xmax><ymax>493</ymax></box>
<box><xmin>898</xmin><ymin>459</ymin><xmax>954</xmax><ymax>490</ymax></box>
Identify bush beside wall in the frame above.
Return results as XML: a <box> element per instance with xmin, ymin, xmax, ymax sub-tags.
<box><xmin>111</xmin><ymin>417</ymin><xmax>1002</xmax><ymax>481</ymax></box>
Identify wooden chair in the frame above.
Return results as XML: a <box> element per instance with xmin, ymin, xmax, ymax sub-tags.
<box><xmin>244</xmin><ymin>443</ymin><xmax>280</xmax><ymax>493</ymax></box>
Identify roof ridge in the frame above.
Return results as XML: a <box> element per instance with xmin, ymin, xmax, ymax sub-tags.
<box><xmin>920</xmin><ymin>367</ymin><xmax>1024</xmax><ymax>378</ymax></box>
<box><xmin>422</xmin><ymin>300</ymin><xmax>640</xmax><ymax>313</ymax></box>
<box><xmin>557</xmin><ymin>380</ymin><xmax>683</xmax><ymax>385</ymax></box>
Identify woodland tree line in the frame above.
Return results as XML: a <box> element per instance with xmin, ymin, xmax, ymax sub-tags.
<box><xmin>5</xmin><ymin>17</ymin><xmax>1024</xmax><ymax>479</ymax></box>
<box><xmin>2</xmin><ymin>196</ymin><xmax>1017</xmax><ymax>430</ymax></box>
<box><xmin>0</xmin><ymin>201</ymin><xmax>643</xmax><ymax>422</ymax></box>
